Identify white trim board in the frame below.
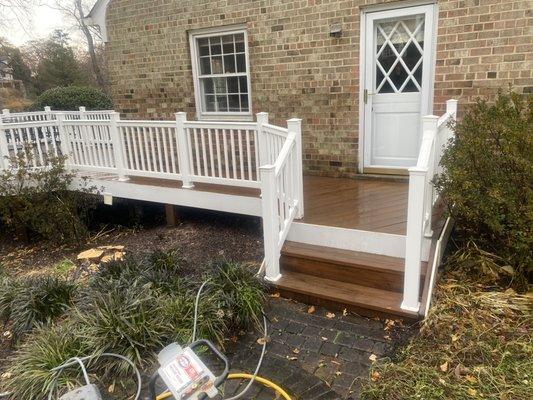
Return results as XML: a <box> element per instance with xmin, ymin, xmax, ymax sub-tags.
<box><xmin>73</xmin><ymin>177</ymin><xmax>262</xmax><ymax>217</ymax></box>
<box><xmin>287</xmin><ymin>222</ymin><xmax>407</xmax><ymax>259</ymax></box>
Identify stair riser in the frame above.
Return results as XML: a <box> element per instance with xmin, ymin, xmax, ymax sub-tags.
<box><xmin>281</xmin><ymin>255</ymin><xmax>402</xmax><ymax>292</ymax></box>
<box><xmin>281</xmin><ymin>255</ymin><xmax>425</xmax><ymax>294</ymax></box>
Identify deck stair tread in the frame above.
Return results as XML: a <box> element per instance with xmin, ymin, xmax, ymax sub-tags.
<box><xmin>275</xmin><ymin>271</ymin><xmax>418</xmax><ymax>320</ymax></box>
<box><xmin>282</xmin><ymin>241</ymin><xmax>427</xmax><ymax>275</ymax></box>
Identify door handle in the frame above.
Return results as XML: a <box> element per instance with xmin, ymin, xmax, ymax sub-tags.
<box><xmin>363</xmin><ymin>89</ymin><xmax>374</xmax><ymax>104</ymax></box>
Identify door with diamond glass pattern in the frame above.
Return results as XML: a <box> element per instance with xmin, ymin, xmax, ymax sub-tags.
<box><xmin>363</xmin><ymin>5</ymin><xmax>435</xmax><ymax>169</ymax></box>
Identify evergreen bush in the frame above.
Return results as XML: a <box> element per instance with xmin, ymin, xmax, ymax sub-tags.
<box><xmin>31</xmin><ymin>86</ymin><xmax>112</xmax><ymax>111</ymax></box>
<box><xmin>435</xmin><ymin>91</ymin><xmax>532</xmax><ymax>289</ymax></box>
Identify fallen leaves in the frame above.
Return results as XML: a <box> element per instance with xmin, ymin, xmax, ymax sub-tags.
<box><xmin>371</xmin><ymin>371</ymin><xmax>381</xmax><ymax>381</ymax></box>
<box><xmin>369</xmin><ymin>354</ymin><xmax>377</xmax><ymax>362</ymax></box>
<box><xmin>326</xmin><ymin>312</ymin><xmax>335</xmax><ymax>319</ymax></box>
<box><xmin>440</xmin><ymin>361</ymin><xmax>449</xmax><ymax>372</ymax></box>
<box><xmin>270</xmin><ymin>292</ymin><xmax>280</xmax><ymax>298</ymax></box>
<box><xmin>307</xmin><ymin>305</ymin><xmax>316</xmax><ymax>314</ymax></box>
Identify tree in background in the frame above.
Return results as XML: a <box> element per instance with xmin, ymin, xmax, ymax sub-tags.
<box><xmin>31</xmin><ymin>30</ymin><xmax>90</xmax><ymax>93</ymax></box>
<box><xmin>54</xmin><ymin>0</ymin><xmax>108</xmax><ymax>91</ymax></box>
<box><xmin>0</xmin><ymin>0</ymin><xmax>35</xmax><ymax>31</ymax></box>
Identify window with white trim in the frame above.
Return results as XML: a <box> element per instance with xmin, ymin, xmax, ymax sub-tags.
<box><xmin>190</xmin><ymin>26</ymin><xmax>251</xmax><ymax>118</ymax></box>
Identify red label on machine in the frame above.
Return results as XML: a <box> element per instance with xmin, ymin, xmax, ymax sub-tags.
<box><xmin>178</xmin><ymin>355</ymin><xmax>200</xmax><ymax>380</ymax></box>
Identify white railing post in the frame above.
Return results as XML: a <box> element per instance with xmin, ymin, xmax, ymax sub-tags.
<box><xmin>0</xmin><ymin>115</ymin><xmax>9</xmax><ymax>170</ymax></box>
<box><xmin>109</xmin><ymin>111</ymin><xmax>128</xmax><ymax>181</ymax></box>
<box><xmin>260</xmin><ymin>164</ymin><xmax>281</xmax><ymax>281</ymax></box>
<box><xmin>446</xmin><ymin>99</ymin><xmax>458</xmax><ymax>118</ymax></box>
<box><xmin>402</xmin><ymin>167</ymin><xmax>427</xmax><ymax>313</ymax></box>
<box><xmin>175</xmin><ymin>112</ymin><xmax>194</xmax><ymax>188</ymax></box>
<box><xmin>78</xmin><ymin>106</ymin><xmax>86</xmax><ymax>119</ymax></box>
<box><xmin>44</xmin><ymin>106</ymin><xmax>52</xmax><ymax>120</ymax></box>
<box><xmin>422</xmin><ymin>115</ymin><xmax>439</xmax><ymax>238</ymax></box>
<box><xmin>56</xmin><ymin>112</ymin><xmax>70</xmax><ymax>166</ymax></box>
<box><xmin>256</xmin><ymin>112</ymin><xmax>269</xmax><ymax>166</ymax></box>
<box><xmin>287</xmin><ymin>118</ymin><xmax>304</xmax><ymax>219</ymax></box>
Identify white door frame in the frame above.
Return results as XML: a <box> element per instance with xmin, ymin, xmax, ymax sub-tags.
<box><xmin>358</xmin><ymin>1</ymin><xmax>438</xmax><ymax>173</ymax></box>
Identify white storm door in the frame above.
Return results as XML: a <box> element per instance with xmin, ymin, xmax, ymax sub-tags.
<box><xmin>363</xmin><ymin>5</ymin><xmax>435</xmax><ymax>169</ymax></box>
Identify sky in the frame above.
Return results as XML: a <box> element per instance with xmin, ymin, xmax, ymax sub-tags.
<box><xmin>2</xmin><ymin>0</ymin><xmax>86</xmax><ymax>46</ymax></box>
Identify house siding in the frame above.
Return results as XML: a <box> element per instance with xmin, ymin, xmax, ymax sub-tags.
<box><xmin>105</xmin><ymin>0</ymin><xmax>532</xmax><ymax>177</ymax></box>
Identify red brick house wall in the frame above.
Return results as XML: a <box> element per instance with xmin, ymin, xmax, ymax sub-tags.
<box><xmin>104</xmin><ymin>0</ymin><xmax>532</xmax><ymax>177</ymax></box>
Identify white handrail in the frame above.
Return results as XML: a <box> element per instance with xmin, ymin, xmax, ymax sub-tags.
<box><xmin>402</xmin><ymin>99</ymin><xmax>457</xmax><ymax>313</ymax></box>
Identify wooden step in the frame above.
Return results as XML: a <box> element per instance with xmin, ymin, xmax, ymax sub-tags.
<box><xmin>281</xmin><ymin>241</ymin><xmax>427</xmax><ymax>293</ymax></box>
<box><xmin>273</xmin><ymin>271</ymin><xmax>419</xmax><ymax>320</ymax></box>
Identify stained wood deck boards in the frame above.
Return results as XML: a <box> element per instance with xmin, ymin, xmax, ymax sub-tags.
<box><xmin>301</xmin><ymin>176</ymin><xmax>409</xmax><ymax>235</ymax></box>
<box><xmin>79</xmin><ymin>172</ymin><xmax>411</xmax><ymax>233</ymax></box>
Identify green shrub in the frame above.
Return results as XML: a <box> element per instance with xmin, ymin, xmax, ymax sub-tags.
<box><xmin>208</xmin><ymin>261</ymin><xmax>266</xmax><ymax>329</ymax></box>
<box><xmin>148</xmin><ymin>248</ymin><xmax>182</xmax><ymax>274</ymax></box>
<box><xmin>8</xmin><ymin>276</ymin><xmax>77</xmax><ymax>339</ymax></box>
<box><xmin>435</xmin><ymin>91</ymin><xmax>533</xmax><ymax>289</ymax></box>
<box><xmin>0</xmin><ymin>154</ymin><xmax>98</xmax><ymax>245</ymax></box>
<box><xmin>76</xmin><ymin>282</ymin><xmax>169</xmax><ymax>376</ymax></box>
<box><xmin>5</xmin><ymin>322</ymin><xmax>89</xmax><ymax>400</ymax></box>
<box><xmin>31</xmin><ymin>86</ymin><xmax>113</xmax><ymax>111</ymax></box>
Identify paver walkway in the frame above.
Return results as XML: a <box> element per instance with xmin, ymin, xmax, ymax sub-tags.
<box><xmin>221</xmin><ymin>296</ymin><xmax>412</xmax><ymax>399</ymax></box>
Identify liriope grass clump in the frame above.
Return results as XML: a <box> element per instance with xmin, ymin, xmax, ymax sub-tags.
<box><xmin>2</xmin><ymin>250</ymin><xmax>266</xmax><ymax>397</ymax></box>
<box><xmin>0</xmin><ymin>275</ymin><xmax>77</xmax><ymax>340</ymax></box>
<box><xmin>5</xmin><ymin>322</ymin><xmax>89</xmax><ymax>400</ymax></box>
<box><xmin>208</xmin><ymin>261</ymin><xmax>266</xmax><ymax>330</ymax></box>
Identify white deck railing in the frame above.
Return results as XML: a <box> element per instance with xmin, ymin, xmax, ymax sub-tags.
<box><xmin>0</xmin><ymin>107</ymin><xmax>303</xmax><ymax>281</ymax></box>
<box><xmin>402</xmin><ymin>99</ymin><xmax>458</xmax><ymax>312</ymax></box>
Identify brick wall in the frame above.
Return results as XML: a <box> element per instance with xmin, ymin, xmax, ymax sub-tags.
<box><xmin>105</xmin><ymin>0</ymin><xmax>532</xmax><ymax>177</ymax></box>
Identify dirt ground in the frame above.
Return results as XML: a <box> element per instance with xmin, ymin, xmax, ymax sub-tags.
<box><xmin>0</xmin><ymin>207</ymin><xmax>264</xmax><ymax>279</ymax></box>
<box><xmin>0</xmin><ymin>206</ymin><xmax>264</xmax><ymax>379</ymax></box>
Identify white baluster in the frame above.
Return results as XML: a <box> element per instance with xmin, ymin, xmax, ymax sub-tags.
<box><xmin>287</xmin><ymin>118</ymin><xmax>304</xmax><ymax>219</ymax></box>
<box><xmin>109</xmin><ymin>112</ymin><xmax>128</xmax><ymax>181</ymax></box>
<box><xmin>260</xmin><ymin>164</ymin><xmax>281</xmax><ymax>281</ymax></box>
<box><xmin>175</xmin><ymin>112</ymin><xmax>194</xmax><ymax>188</ymax></box>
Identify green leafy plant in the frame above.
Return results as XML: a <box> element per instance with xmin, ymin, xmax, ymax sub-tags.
<box><xmin>0</xmin><ymin>273</ymin><xmax>20</xmax><ymax>324</ymax></box>
<box><xmin>5</xmin><ymin>322</ymin><xmax>89</xmax><ymax>400</ymax></box>
<box><xmin>0</xmin><ymin>153</ymin><xmax>98</xmax><ymax>245</ymax></box>
<box><xmin>8</xmin><ymin>276</ymin><xmax>77</xmax><ymax>339</ymax></box>
<box><xmin>208</xmin><ymin>261</ymin><xmax>266</xmax><ymax>329</ymax></box>
<box><xmin>434</xmin><ymin>90</ymin><xmax>532</xmax><ymax>289</ymax></box>
<box><xmin>31</xmin><ymin>86</ymin><xmax>112</xmax><ymax>111</ymax></box>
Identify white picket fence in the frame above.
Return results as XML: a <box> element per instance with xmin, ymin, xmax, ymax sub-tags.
<box><xmin>0</xmin><ymin>107</ymin><xmax>304</xmax><ymax>282</ymax></box>
<box><xmin>402</xmin><ymin>99</ymin><xmax>457</xmax><ymax>312</ymax></box>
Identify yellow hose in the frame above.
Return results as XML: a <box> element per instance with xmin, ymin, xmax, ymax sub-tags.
<box><xmin>155</xmin><ymin>373</ymin><xmax>292</xmax><ymax>400</ymax></box>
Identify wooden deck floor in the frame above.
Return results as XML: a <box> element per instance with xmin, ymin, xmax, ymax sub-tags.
<box><xmin>80</xmin><ymin>172</ymin><xmax>409</xmax><ymax>235</ymax></box>
<box><xmin>301</xmin><ymin>176</ymin><xmax>409</xmax><ymax>235</ymax></box>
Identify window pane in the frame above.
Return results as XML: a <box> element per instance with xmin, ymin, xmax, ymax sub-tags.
<box><xmin>205</xmin><ymin>95</ymin><xmax>216</xmax><ymax>112</ymax></box>
<box><xmin>239</xmin><ymin>76</ymin><xmax>248</xmax><ymax>93</ymax></box>
<box><xmin>228</xmin><ymin>95</ymin><xmax>240</xmax><ymax>111</ymax></box>
<box><xmin>200</xmin><ymin>57</ymin><xmax>211</xmax><ymax>75</ymax></box>
<box><xmin>211</xmin><ymin>56</ymin><xmax>223</xmax><ymax>74</ymax></box>
<box><xmin>227</xmin><ymin>77</ymin><xmax>239</xmax><ymax>93</ymax></box>
<box><xmin>222</xmin><ymin>35</ymin><xmax>234</xmax><ymax>54</ymax></box>
<box><xmin>224</xmin><ymin>55</ymin><xmax>236</xmax><ymax>73</ymax></box>
<box><xmin>240</xmin><ymin>94</ymin><xmax>249</xmax><ymax>111</ymax></box>
<box><xmin>198</xmin><ymin>38</ymin><xmax>210</xmax><ymax>56</ymax></box>
<box><xmin>213</xmin><ymin>77</ymin><xmax>227</xmax><ymax>94</ymax></box>
<box><xmin>202</xmin><ymin>78</ymin><xmax>214</xmax><ymax>94</ymax></box>
<box><xmin>216</xmin><ymin>95</ymin><xmax>228</xmax><ymax>111</ymax></box>
<box><xmin>235</xmin><ymin>34</ymin><xmax>245</xmax><ymax>52</ymax></box>
<box><xmin>236</xmin><ymin>54</ymin><xmax>246</xmax><ymax>73</ymax></box>
<box><xmin>210</xmin><ymin>37</ymin><xmax>222</xmax><ymax>55</ymax></box>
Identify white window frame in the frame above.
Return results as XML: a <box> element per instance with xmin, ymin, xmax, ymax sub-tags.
<box><xmin>189</xmin><ymin>24</ymin><xmax>253</xmax><ymax>121</ymax></box>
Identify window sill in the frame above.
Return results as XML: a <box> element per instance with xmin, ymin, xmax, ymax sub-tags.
<box><xmin>197</xmin><ymin>113</ymin><xmax>254</xmax><ymax>122</ymax></box>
